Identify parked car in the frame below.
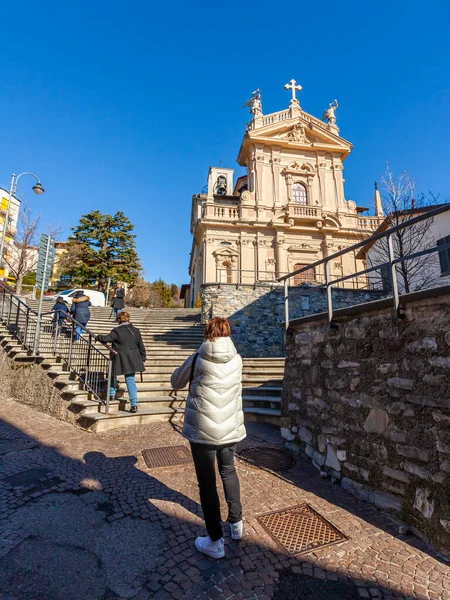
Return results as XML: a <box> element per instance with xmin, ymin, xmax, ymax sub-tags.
<box><xmin>46</xmin><ymin>288</ymin><xmax>106</xmax><ymax>307</ymax></box>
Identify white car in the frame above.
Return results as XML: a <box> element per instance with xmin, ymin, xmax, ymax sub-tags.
<box><xmin>48</xmin><ymin>288</ymin><xmax>106</xmax><ymax>307</ymax></box>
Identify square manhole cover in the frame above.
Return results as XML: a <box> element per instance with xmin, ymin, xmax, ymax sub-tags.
<box><xmin>257</xmin><ymin>503</ymin><xmax>347</xmax><ymax>555</ymax></box>
<box><xmin>142</xmin><ymin>445</ymin><xmax>192</xmax><ymax>469</ymax></box>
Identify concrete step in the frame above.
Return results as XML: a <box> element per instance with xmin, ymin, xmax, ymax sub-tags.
<box><xmin>71</xmin><ymin>395</ymin><xmax>186</xmax><ymax>414</ymax></box>
<box><xmin>243</xmin><ymin>407</ymin><xmax>281</xmax><ymax>426</ymax></box>
<box><xmin>78</xmin><ymin>407</ymin><xmax>185</xmax><ymax>432</ymax></box>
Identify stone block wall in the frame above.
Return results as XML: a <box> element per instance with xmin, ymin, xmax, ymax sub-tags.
<box><xmin>281</xmin><ymin>289</ymin><xmax>450</xmax><ymax>554</ymax></box>
<box><xmin>201</xmin><ymin>283</ymin><xmax>385</xmax><ymax>357</ymax></box>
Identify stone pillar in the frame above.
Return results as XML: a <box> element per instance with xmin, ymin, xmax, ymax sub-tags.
<box><xmin>239</xmin><ymin>236</ymin><xmax>256</xmax><ymax>284</ymax></box>
<box><xmin>271</xmin><ymin>147</ymin><xmax>281</xmax><ymax>208</ymax></box>
<box><xmin>254</xmin><ymin>145</ymin><xmax>265</xmax><ymax>211</ymax></box>
<box><xmin>275</xmin><ymin>232</ymin><xmax>287</xmax><ymax>278</ymax></box>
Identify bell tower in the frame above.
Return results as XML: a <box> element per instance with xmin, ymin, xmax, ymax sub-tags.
<box><xmin>207</xmin><ymin>166</ymin><xmax>234</xmax><ymax>199</ymax></box>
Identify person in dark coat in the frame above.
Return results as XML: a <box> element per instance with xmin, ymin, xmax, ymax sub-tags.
<box><xmin>96</xmin><ymin>311</ymin><xmax>146</xmax><ymax>413</ymax></box>
<box><xmin>52</xmin><ymin>296</ymin><xmax>69</xmax><ymax>332</ymax></box>
<box><xmin>70</xmin><ymin>290</ymin><xmax>91</xmax><ymax>340</ymax></box>
<box><xmin>111</xmin><ymin>282</ymin><xmax>125</xmax><ymax>319</ymax></box>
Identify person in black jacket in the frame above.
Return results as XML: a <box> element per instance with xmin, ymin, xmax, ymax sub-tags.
<box><xmin>96</xmin><ymin>311</ymin><xmax>146</xmax><ymax>413</ymax></box>
<box><xmin>52</xmin><ymin>297</ymin><xmax>69</xmax><ymax>333</ymax></box>
<box><xmin>111</xmin><ymin>282</ymin><xmax>125</xmax><ymax>319</ymax></box>
<box><xmin>70</xmin><ymin>291</ymin><xmax>91</xmax><ymax>340</ymax></box>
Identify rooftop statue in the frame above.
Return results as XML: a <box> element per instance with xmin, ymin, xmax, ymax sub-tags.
<box><xmin>243</xmin><ymin>89</ymin><xmax>262</xmax><ymax>117</ymax></box>
<box><xmin>321</xmin><ymin>100</ymin><xmax>339</xmax><ymax>125</ymax></box>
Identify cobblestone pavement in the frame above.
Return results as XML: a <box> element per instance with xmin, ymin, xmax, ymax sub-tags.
<box><xmin>0</xmin><ymin>398</ymin><xmax>449</xmax><ymax>600</ymax></box>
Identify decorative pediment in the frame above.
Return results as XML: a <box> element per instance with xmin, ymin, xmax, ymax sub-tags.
<box><xmin>238</xmin><ymin>112</ymin><xmax>352</xmax><ymax>166</ymax></box>
<box><xmin>280</xmin><ymin>124</ymin><xmax>313</xmax><ymax>145</ymax></box>
<box><xmin>212</xmin><ymin>247</ymin><xmax>239</xmax><ymax>257</ymax></box>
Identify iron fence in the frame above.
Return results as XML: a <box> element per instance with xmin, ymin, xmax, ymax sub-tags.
<box><xmin>278</xmin><ymin>204</ymin><xmax>450</xmax><ymax>330</ymax></box>
<box><xmin>0</xmin><ymin>284</ymin><xmax>113</xmax><ymax>414</ymax></box>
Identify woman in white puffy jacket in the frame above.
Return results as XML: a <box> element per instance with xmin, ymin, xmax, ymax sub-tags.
<box><xmin>171</xmin><ymin>317</ymin><xmax>246</xmax><ymax>559</ymax></box>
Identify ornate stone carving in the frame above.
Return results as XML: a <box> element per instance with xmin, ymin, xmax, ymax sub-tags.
<box><xmin>287</xmin><ymin>244</ymin><xmax>318</xmax><ymax>252</ymax></box>
<box><xmin>240</xmin><ymin>190</ymin><xmax>252</xmax><ymax>203</ymax></box>
<box><xmin>347</xmin><ymin>200</ymin><xmax>357</xmax><ymax>211</ymax></box>
<box><xmin>284</xmin><ymin>124</ymin><xmax>309</xmax><ymax>143</ymax></box>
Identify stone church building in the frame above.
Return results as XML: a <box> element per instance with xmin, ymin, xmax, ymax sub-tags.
<box><xmin>185</xmin><ymin>80</ymin><xmax>384</xmax><ymax>307</ymax></box>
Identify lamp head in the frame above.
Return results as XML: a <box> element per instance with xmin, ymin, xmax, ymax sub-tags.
<box><xmin>32</xmin><ymin>182</ymin><xmax>45</xmax><ymax>195</ymax></box>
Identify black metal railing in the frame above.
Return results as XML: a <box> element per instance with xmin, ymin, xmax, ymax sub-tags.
<box><xmin>0</xmin><ymin>284</ymin><xmax>113</xmax><ymax>413</ymax></box>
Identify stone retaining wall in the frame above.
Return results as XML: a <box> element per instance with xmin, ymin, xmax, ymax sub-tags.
<box><xmin>281</xmin><ymin>287</ymin><xmax>450</xmax><ymax>554</ymax></box>
<box><xmin>201</xmin><ymin>283</ymin><xmax>385</xmax><ymax>357</ymax></box>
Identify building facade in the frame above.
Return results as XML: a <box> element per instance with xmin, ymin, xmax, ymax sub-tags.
<box><xmin>0</xmin><ymin>187</ymin><xmax>21</xmax><ymax>280</ymax></box>
<box><xmin>187</xmin><ymin>81</ymin><xmax>384</xmax><ymax>306</ymax></box>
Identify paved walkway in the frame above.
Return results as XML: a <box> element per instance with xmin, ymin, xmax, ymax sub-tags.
<box><xmin>0</xmin><ymin>398</ymin><xmax>449</xmax><ymax>600</ymax></box>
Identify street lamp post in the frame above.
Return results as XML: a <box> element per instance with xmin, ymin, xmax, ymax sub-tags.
<box><xmin>0</xmin><ymin>172</ymin><xmax>45</xmax><ymax>273</ymax></box>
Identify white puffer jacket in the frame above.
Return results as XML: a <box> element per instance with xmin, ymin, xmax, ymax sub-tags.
<box><xmin>170</xmin><ymin>337</ymin><xmax>246</xmax><ymax>446</ymax></box>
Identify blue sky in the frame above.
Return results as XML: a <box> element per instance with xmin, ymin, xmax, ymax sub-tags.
<box><xmin>0</xmin><ymin>0</ymin><xmax>449</xmax><ymax>286</ymax></box>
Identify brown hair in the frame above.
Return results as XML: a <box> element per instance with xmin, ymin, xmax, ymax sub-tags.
<box><xmin>205</xmin><ymin>317</ymin><xmax>230</xmax><ymax>341</ymax></box>
<box><xmin>117</xmin><ymin>311</ymin><xmax>130</xmax><ymax>324</ymax></box>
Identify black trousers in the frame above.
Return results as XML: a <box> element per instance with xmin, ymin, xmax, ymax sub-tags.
<box><xmin>190</xmin><ymin>442</ymin><xmax>242</xmax><ymax>542</ymax></box>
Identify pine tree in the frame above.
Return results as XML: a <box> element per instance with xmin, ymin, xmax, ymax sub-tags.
<box><xmin>59</xmin><ymin>211</ymin><xmax>141</xmax><ymax>287</ymax></box>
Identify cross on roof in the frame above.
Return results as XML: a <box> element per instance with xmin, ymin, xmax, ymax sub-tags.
<box><xmin>284</xmin><ymin>79</ymin><xmax>302</xmax><ymax>105</ymax></box>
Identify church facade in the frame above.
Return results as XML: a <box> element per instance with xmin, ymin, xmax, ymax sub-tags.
<box><xmin>186</xmin><ymin>80</ymin><xmax>384</xmax><ymax>307</ymax></box>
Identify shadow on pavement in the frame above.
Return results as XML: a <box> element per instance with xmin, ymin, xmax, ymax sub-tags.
<box><xmin>0</xmin><ymin>415</ymin><xmax>444</xmax><ymax>600</ymax></box>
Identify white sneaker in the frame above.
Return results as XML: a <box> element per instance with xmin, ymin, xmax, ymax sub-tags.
<box><xmin>229</xmin><ymin>520</ymin><xmax>243</xmax><ymax>540</ymax></box>
<box><xmin>194</xmin><ymin>536</ymin><xmax>225</xmax><ymax>559</ymax></box>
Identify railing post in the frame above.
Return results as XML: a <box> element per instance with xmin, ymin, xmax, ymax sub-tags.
<box><xmin>6</xmin><ymin>295</ymin><xmax>12</xmax><ymax>326</ymax></box>
<box><xmin>387</xmin><ymin>233</ymin><xmax>400</xmax><ymax>315</ymax></box>
<box><xmin>325</xmin><ymin>260</ymin><xmax>333</xmax><ymax>324</ymax></box>
<box><xmin>24</xmin><ymin>307</ymin><xmax>30</xmax><ymax>349</ymax></box>
<box><xmin>283</xmin><ymin>278</ymin><xmax>289</xmax><ymax>350</ymax></box>
<box><xmin>1</xmin><ymin>289</ymin><xmax>5</xmax><ymax>319</ymax></box>
<box><xmin>53</xmin><ymin>318</ymin><xmax>59</xmax><ymax>354</ymax></box>
<box><xmin>284</xmin><ymin>278</ymin><xmax>289</xmax><ymax>332</ymax></box>
<box><xmin>86</xmin><ymin>333</ymin><xmax>92</xmax><ymax>391</ymax></box>
<box><xmin>68</xmin><ymin>320</ymin><xmax>74</xmax><ymax>365</ymax></box>
<box><xmin>105</xmin><ymin>358</ymin><xmax>113</xmax><ymax>415</ymax></box>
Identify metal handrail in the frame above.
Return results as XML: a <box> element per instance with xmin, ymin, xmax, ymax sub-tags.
<box><xmin>277</xmin><ymin>203</ymin><xmax>450</xmax><ymax>330</ymax></box>
<box><xmin>0</xmin><ymin>284</ymin><xmax>114</xmax><ymax>414</ymax></box>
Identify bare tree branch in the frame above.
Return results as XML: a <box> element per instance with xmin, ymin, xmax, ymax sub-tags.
<box><xmin>367</xmin><ymin>166</ymin><xmax>440</xmax><ymax>293</ymax></box>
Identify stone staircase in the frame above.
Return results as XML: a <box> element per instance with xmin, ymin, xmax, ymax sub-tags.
<box><xmin>9</xmin><ymin>302</ymin><xmax>284</xmax><ymax>432</ymax></box>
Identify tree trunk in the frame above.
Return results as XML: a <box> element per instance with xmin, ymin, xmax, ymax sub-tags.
<box><xmin>15</xmin><ymin>276</ymin><xmax>23</xmax><ymax>296</ymax></box>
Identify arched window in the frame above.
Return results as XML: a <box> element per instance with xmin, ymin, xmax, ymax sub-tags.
<box><xmin>294</xmin><ymin>263</ymin><xmax>316</xmax><ymax>285</ymax></box>
<box><xmin>292</xmin><ymin>183</ymin><xmax>307</xmax><ymax>205</ymax></box>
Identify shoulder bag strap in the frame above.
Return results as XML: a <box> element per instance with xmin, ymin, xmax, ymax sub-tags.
<box><xmin>189</xmin><ymin>353</ymin><xmax>199</xmax><ymax>391</ymax></box>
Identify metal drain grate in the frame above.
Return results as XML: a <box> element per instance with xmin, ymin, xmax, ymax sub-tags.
<box><xmin>142</xmin><ymin>445</ymin><xmax>192</xmax><ymax>469</ymax></box>
<box><xmin>237</xmin><ymin>446</ymin><xmax>295</xmax><ymax>472</ymax></box>
<box><xmin>257</xmin><ymin>503</ymin><xmax>347</xmax><ymax>555</ymax></box>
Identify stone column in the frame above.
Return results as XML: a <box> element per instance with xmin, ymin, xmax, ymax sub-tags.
<box><xmin>254</xmin><ymin>145</ymin><xmax>265</xmax><ymax>210</ymax></box>
<box><xmin>271</xmin><ymin>147</ymin><xmax>281</xmax><ymax>208</ymax></box>
<box><xmin>275</xmin><ymin>232</ymin><xmax>287</xmax><ymax>278</ymax></box>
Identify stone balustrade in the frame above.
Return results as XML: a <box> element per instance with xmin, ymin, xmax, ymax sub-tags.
<box><xmin>204</xmin><ymin>205</ymin><xmax>240</xmax><ymax>220</ymax></box>
<box><xmin>289</xmin><ymin>205</ymin><xmax>320</xmax><ymax>219</ymax></box>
